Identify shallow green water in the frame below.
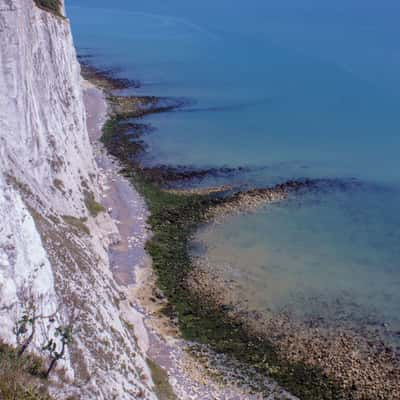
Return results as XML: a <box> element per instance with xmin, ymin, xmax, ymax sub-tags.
<box><xmin>194</xmin><ymin>184</ymin><xmax>400</xmax><ymax>343</ymax></box>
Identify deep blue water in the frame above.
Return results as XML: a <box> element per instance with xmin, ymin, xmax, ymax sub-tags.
<box><xmin>68</xmin><ymin>1</ymin><xmax>400</xmax><ymax>341</ymax></box>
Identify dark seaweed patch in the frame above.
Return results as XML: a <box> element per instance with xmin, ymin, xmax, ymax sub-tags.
<box><xmin>80</xmin><ymin>60</ymin><xmax>141</xmax><ymax>90</ymax></box>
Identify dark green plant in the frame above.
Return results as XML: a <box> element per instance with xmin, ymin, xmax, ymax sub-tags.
<box><xmin>13</xmin><ymin>294</ymin><xmax>57</xmax><ymax>357</ymax></box>
<box><xmin>14</xmin><ymin>313</ymin><xmax>36</xmax><ymax>357</ymax></box>
<box><xmin>83</xmin><ymin>190</ymin><xmax>105</xmax><ymax>217</ymax></box>
<box><xmin>42</xmin><ymin>326</ymin><xmax>73</xmax><ymax>378</ymax></box>
<box><xmin>33</xmin><ymin>0</ymin><xmax>62</xmax><ymax>16</ymax></box>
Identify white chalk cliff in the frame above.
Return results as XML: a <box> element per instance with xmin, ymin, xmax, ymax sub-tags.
<box><xmin>0</xmin><ymin>0</ymin><xmax>156</xmax><ymax>398</ymax></box>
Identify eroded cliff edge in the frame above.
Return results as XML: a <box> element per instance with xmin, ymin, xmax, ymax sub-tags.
<box><xmin>0</xmin><ymin>1</ymin><xmax>156</xmax><ymax>398</ymax></box>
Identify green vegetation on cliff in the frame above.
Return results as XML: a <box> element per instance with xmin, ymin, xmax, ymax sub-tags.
<box><xmin>0</xmin><ymin>341</ymin><xmax>52</xmax><ymax>400</ymax></box>
<box><xmin>33</xmin><ymin>0</ymin><xmax>62</xmax><ymax>17</ymax></box>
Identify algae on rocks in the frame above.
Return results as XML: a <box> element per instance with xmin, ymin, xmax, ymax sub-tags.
<box><xmin>98</xmin><ymin>94</ymin><xmax>351</xmax><ymax>399</ymax></box>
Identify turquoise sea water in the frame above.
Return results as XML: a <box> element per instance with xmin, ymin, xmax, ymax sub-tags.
<box><xmin>68</xmin><ymin>1</ymin><xmax>400</xmax><ymax>343</ymax></box>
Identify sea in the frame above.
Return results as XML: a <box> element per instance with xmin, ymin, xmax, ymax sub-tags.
<box><xmin>67</xmin><ymin>0</ymin><xmax>400</xmax><ymax>345</ymax></box>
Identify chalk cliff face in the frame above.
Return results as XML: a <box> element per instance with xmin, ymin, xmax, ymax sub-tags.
<box><xmin>0</xmin><ymin>1</ymin><xmax>156</xmax><ymax>398</ymax></box>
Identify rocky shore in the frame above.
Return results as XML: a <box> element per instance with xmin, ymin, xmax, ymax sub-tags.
<box><xmin>206</xmin><ymin>179</ymin><xmax>316</xmax><ymax>221</ymax></box>
<box><xmin>83</xmin><ymin>61</ymin><xmax>400</xmax><ymax>399</ymax></box>
<box><xmin>83</xmin><ymin>64</ymin><xmax>295</xmax><ymax>399</ymax></box>
<box><xmin>188</xmin><ymin>262</ymin><xmax>400</xmax><ymax>400</ymax></box>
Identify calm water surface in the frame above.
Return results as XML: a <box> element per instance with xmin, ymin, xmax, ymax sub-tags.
<box><xmin>68</xmin><ymin>0</ymin><xmax>400</xmax><ymax>342</ymax></box>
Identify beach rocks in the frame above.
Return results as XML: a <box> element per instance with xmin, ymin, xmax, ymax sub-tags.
<box><xmin>83</xmin><ymin>59</ymin><xmax>400</xmax><ymax>399</ymax></box>
<box><xmin>80</xmin><ymin>61</ymin><xmax>141</xmax><ymax>91</ymax></box>
<box><xmin>188</xmin><ymin>261</ymin><xmax>400</xmax><ymax>400</ymax></box>
<box><xmin>206</xmin><ymin>179</ymin><xmax>314</xmax><ymax>221</ymax></box>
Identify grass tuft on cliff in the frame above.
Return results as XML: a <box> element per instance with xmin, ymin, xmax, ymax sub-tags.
<box><xmin>147</xmin><ymin>358</ymin><xmax>177</xmax><ymax>400</ymax></box>
<box><xmin>33</xmin><ymin>0</ymin><xmax>62</xmax><ymax>17</ymax></box>
<box><xmin>84</xmin><ymin>190</ymin><xmax>105</xmax><ymax>217</ymax></box>
<box><xmin>0</xmin><ymin>341</ymin><xmax>52</xmax><ymax>400</ymax></box>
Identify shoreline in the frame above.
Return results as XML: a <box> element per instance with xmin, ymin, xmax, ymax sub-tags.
<box><xmin>82</xmin><ymin>75</ymin><xmax>279</xmax><ymax>399</ymax></box>
<box><xmin>82</xmin><ymin>63</ymin><xmax>400</xmax><ymax>399</ymax></box>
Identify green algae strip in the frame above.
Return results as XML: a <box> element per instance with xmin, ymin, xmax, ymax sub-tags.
<box><xmin>100</xmin><ymin>113</ymin><xmax>355</xmax><ymax>400</ymax></box>
<box><xmin>147</xmin><ymin>358</ymin><xmax>177</xmax><ymax>400</ymax></box>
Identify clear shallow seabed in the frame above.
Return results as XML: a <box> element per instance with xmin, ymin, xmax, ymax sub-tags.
<box><xmin>68</xmin><ymin>1</ymin><xmax>400</xmax><ymax>344</ymax></box>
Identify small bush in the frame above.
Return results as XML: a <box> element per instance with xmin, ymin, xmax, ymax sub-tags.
<box><xmin>33</xmin><ymin>0</ymin><xmax>62</xmax><ymax>16</ymax></box>
<box><xmin>83</xmin><ymin>190</ymin><xmax>105</xmax><ymax>217</ymax></box>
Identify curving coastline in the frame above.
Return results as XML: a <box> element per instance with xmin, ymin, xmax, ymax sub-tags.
<box><xmin>82</xmin><ymin>62</ymin><xmax>400</xmax><ymax>399</ymax></box>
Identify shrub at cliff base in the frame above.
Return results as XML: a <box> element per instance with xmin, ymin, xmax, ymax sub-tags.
<box><xmin>0</xmin><ymin>341</ymin><xmax>52</xmax><ymax>400</ymax></box>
